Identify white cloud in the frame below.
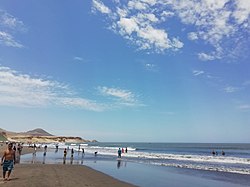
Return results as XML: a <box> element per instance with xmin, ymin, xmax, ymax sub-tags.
<box><xmin>118</xmin><ymin>17</ymin><xmax>139</xmax><ymax>35</ymax></box>
<box><xmin>0</xmin><ymin>10</ymin><xmax>26</xmax><ymax>48</ymax></box>
<box><xmin>0</xmin><ymin>31</ymin><xmax>23</xmax><ymax>48</ymax></box>
<box><xmin>59</xmin><ymin>97</ymin><xmax>105</xmax><ymax>111</ymax></box>
<box><xmin>0</xmin><ymin>66</ymin><xmax>143</xmax><ymax>111</ymax></box>
<box><xmin>168</xmin><ymin>0</ymin><xmax>249</xmax><ymax>60</ymax></box>
<box><xmin>224</xmin><ymin>86</ymin><xmax>239</xmax><ymax>93</ymax></box>
<box><xmin>137</xmin><ymin>26</ymin><xmax>171</xmax><ymax>50</ymax></box>
<box><xmin>198</xmin><ymin>52</ymin><xmax>219</xmax><ymax>61</ymax></box>
<box><xmin>98</xmin><ymin>86</ymin><xmax>138</xmax><ymax>105</ymax></box>
<box><xmin>92</xmin><ymin>0</ymin><xmax>183</xmax><ymax>53</ymax></box>
<box><xmin>128</xmin><ymin>0</ymin><xmax>148</xmax><ymax>10</ymax></box>
<box><xmin>237</xmin><ymin>104</ymin><xmax>250</xmax><ymax>110</ymax></box>
<box><xmin>145</xmin><ymin>63</ymin><xmax>157</xmax><ymax>72</ymax></box>
<box><xmin>233</xmin><ymin>0</ymin><xmax>250</xmax><ymax>25</ymax></box>
<box><xmin>160</xmin><ymin>11</ymin><xmax>174</xmax><ymax>21</ymax></box>
<box><xmin>188</xmin><ymin>32</ymin><xmax>198</xmax><ymax>40</ymax></box>
<box><xmin>0</xmin><ymin>66</ymin><xmax>105</xmax><ymax>111</ymax></box>
<box><xmin>92</xmin><ymin>0</ymin><xmax>249</xmax><ymax>60</ymax></box>
<box><xmin>92</xmin><ymin>0</ymin><xmax>111</xmax><ymax>14</ymax></box>
<box><xmin>0</xmin><ymin>10</ymin><xmax>26</xmax><ymax>31</ymax></box>
<box><xmin>192</xmin><ymin>70</ymin><xmax>204</xmax><ymax>76</ymax></box>
<box><xmin>73</xmin><ymin>56</ymin><xmax>83</xmax><ymax>61</ymax></box>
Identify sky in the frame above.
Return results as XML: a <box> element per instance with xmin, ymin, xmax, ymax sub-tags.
<box><xmin>0</xmin><ymin>0</ymin><xmax>249</xmax><ymax>143</ymax></box>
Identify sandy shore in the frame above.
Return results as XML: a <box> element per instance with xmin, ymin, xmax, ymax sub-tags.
<box><xmin>0</xmin><ymin>144</ymin><xmax>135</xmax><ymax>187</ymax></box>
<box><xmin>0</xmin><ymin>164</ymin><xmax>135</xmax><ymax>187</ymax></box>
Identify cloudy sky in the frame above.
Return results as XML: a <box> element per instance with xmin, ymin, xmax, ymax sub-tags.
<box><xmin>0</xmin><ymin>0</ymin><xmax>249</xmax><ymax>142</ymax></box>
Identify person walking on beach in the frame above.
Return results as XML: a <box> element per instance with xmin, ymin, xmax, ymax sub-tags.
<box><xmin>71</xmin><ymin>148</ymin><xmax>74</xmax><ymax>158</ymax></box>
<box><xmin>17</xmin><ymin>143</ymin><xmax>22</xmax><ymax>155</ymax></box>
<box><xmin>1</xmin><ymin>142</ymin><xmax>16</xmax><ymax>181</ymax></box>
<box><xmin>44</xmin><ymin>145</ymin><xmax>47</xmax><ymax>152</ymax></box>
<box><xmin>125</xmin><ymin>147</ymin><xmax>128</xmax><ymax>153</ymax></box>
<box><xmin>118</xmin><ymin>148</ymin><xmax>122</xmax><ymax>158</ymax></box>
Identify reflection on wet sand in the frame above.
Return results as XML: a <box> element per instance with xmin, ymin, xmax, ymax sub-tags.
<box><xmin>43</xmin><ymin>152</ymin><xmax>46</xmax><ymax>164</ymax></box>
<box><xmin>32</xmin><ymin>152</ymin><xmax>36</xmax><ymax>164</ymax></box>
<box><xmin>117</xmin><ymin>160</ymin><xmax>121</xmax><ymax>169</ymax></box>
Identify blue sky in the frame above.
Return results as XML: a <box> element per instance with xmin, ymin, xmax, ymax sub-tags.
<box><xmin>0</xmin><ymin>0</ymin><xmax>249</xmax><ymax>142</ymax></box>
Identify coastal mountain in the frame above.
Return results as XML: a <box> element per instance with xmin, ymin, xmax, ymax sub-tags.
<box><xmin>0</xmin><ymin>128</ymin><xmax>52</xmax><ymax>136</ymax></box>
<box><xmin>0</xmin><ymin>128</ymin><xmax>96</xmax><ymax>143</ymax></box>
<box><xmin>26</xmin><ymin>128</ymin><xmax>53</xmax><ymax>136</ymax></box>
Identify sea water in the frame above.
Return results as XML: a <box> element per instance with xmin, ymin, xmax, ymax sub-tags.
<box><xmin>23</xmin><ymin>142</ymin><xmax>250</xmax><ymax>175</ymax></box>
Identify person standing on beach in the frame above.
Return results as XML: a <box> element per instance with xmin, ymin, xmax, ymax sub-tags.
<box><xmin>1</xmin><ymin>142</ymin><xmax>16</xmax><ymax>181</ymax></box>
<box><xmin>118</xmin><ymin>148</ymin><xmax>122</xmax><ymax>158</ymax></box>
<box><xmin>33</xmin><ymin>144</ymin><xmax>37</xmax><ymax>155</ymax></box>
<box><xmin>64</xmin><ymin>148</ymin><xmax>67</xmax><ymax>157</ymax></box>
<box><xmin>63</xmin><ymin>148</ymin><xmax>67</xmax><ymax>164</ymax></box>
<box><xmin>44</xmin><ymin>145</ymin><xmax>47</xmax><ymax>152</ymax></box>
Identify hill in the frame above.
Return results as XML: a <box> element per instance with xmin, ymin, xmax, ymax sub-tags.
<box><xmin>26</xmin><ymin>128</ymin><xmax>53</xmax><ymax>136</ymax></box>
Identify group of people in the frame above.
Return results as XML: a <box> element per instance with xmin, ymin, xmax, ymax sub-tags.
<box><xmin>117</xmin><ymin>147</ymin><xmax>128</xmax><ymax>158</ymax></box>
<box><xmin>212</xmin><ymin>150</ymin><xmax>225</xmax><ymax>156</ymax></box>
<box><xmin>63</xmin><ymin>146</ymin><xmax>85</xmax><ymax>164</ymax></box>
<box><xmin>1</xmin><ymin>143</ymin><xmax>130</xmax><ymax>180</ymax></box>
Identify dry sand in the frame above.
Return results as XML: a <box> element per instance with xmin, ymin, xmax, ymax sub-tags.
<box><xmin>0</xmin><ymin>144</ymin><xmax>136</xmax><ymax>187</ymax></box>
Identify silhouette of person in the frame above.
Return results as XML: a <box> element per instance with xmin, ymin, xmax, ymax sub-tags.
<box><xmin>118</xmin><ymin>148</ymin><xmax>122</xmax><ymax>158</ymax></box>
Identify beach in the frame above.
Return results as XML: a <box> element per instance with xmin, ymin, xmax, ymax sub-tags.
<box><xmin>0</xmin><ymin>144</ymin><xmax>135</xmax><ymax>187</ymax></box>
<box><xmin>1</xmin><ymin>142</ymin><xmax>250</xmax><ymax>187</ymax></box>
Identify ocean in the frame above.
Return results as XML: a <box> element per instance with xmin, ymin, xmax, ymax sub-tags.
<box><xmin>22</xmin><ymin>142</ymin><xmax>250</xmax><ymax>175</ymax></box>
<box><xmin>18</xmin><ymin>142</ymin><xmax>250</xmax><ymax>186</ymax></box>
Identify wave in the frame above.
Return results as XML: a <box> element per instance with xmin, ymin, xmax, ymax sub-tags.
<box><xmin>125</xmin><ymin>152</ymin><xmax>250</xmax><ymax>165</ymax></box>
<box><xmin>154</xmin><ymin>162</ymin><xmax>250</xmax><ymax>175</ymax></box>
<box><xmin>34</xmin><ymin>143</ymin><xmax>250</xmax><ymax>166</ymax></box>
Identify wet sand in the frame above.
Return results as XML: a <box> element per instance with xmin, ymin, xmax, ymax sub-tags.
<box><xmin>0</xmin><ymin>164</ymin><xmax>135</xmax><ymax>187</ymax></box>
